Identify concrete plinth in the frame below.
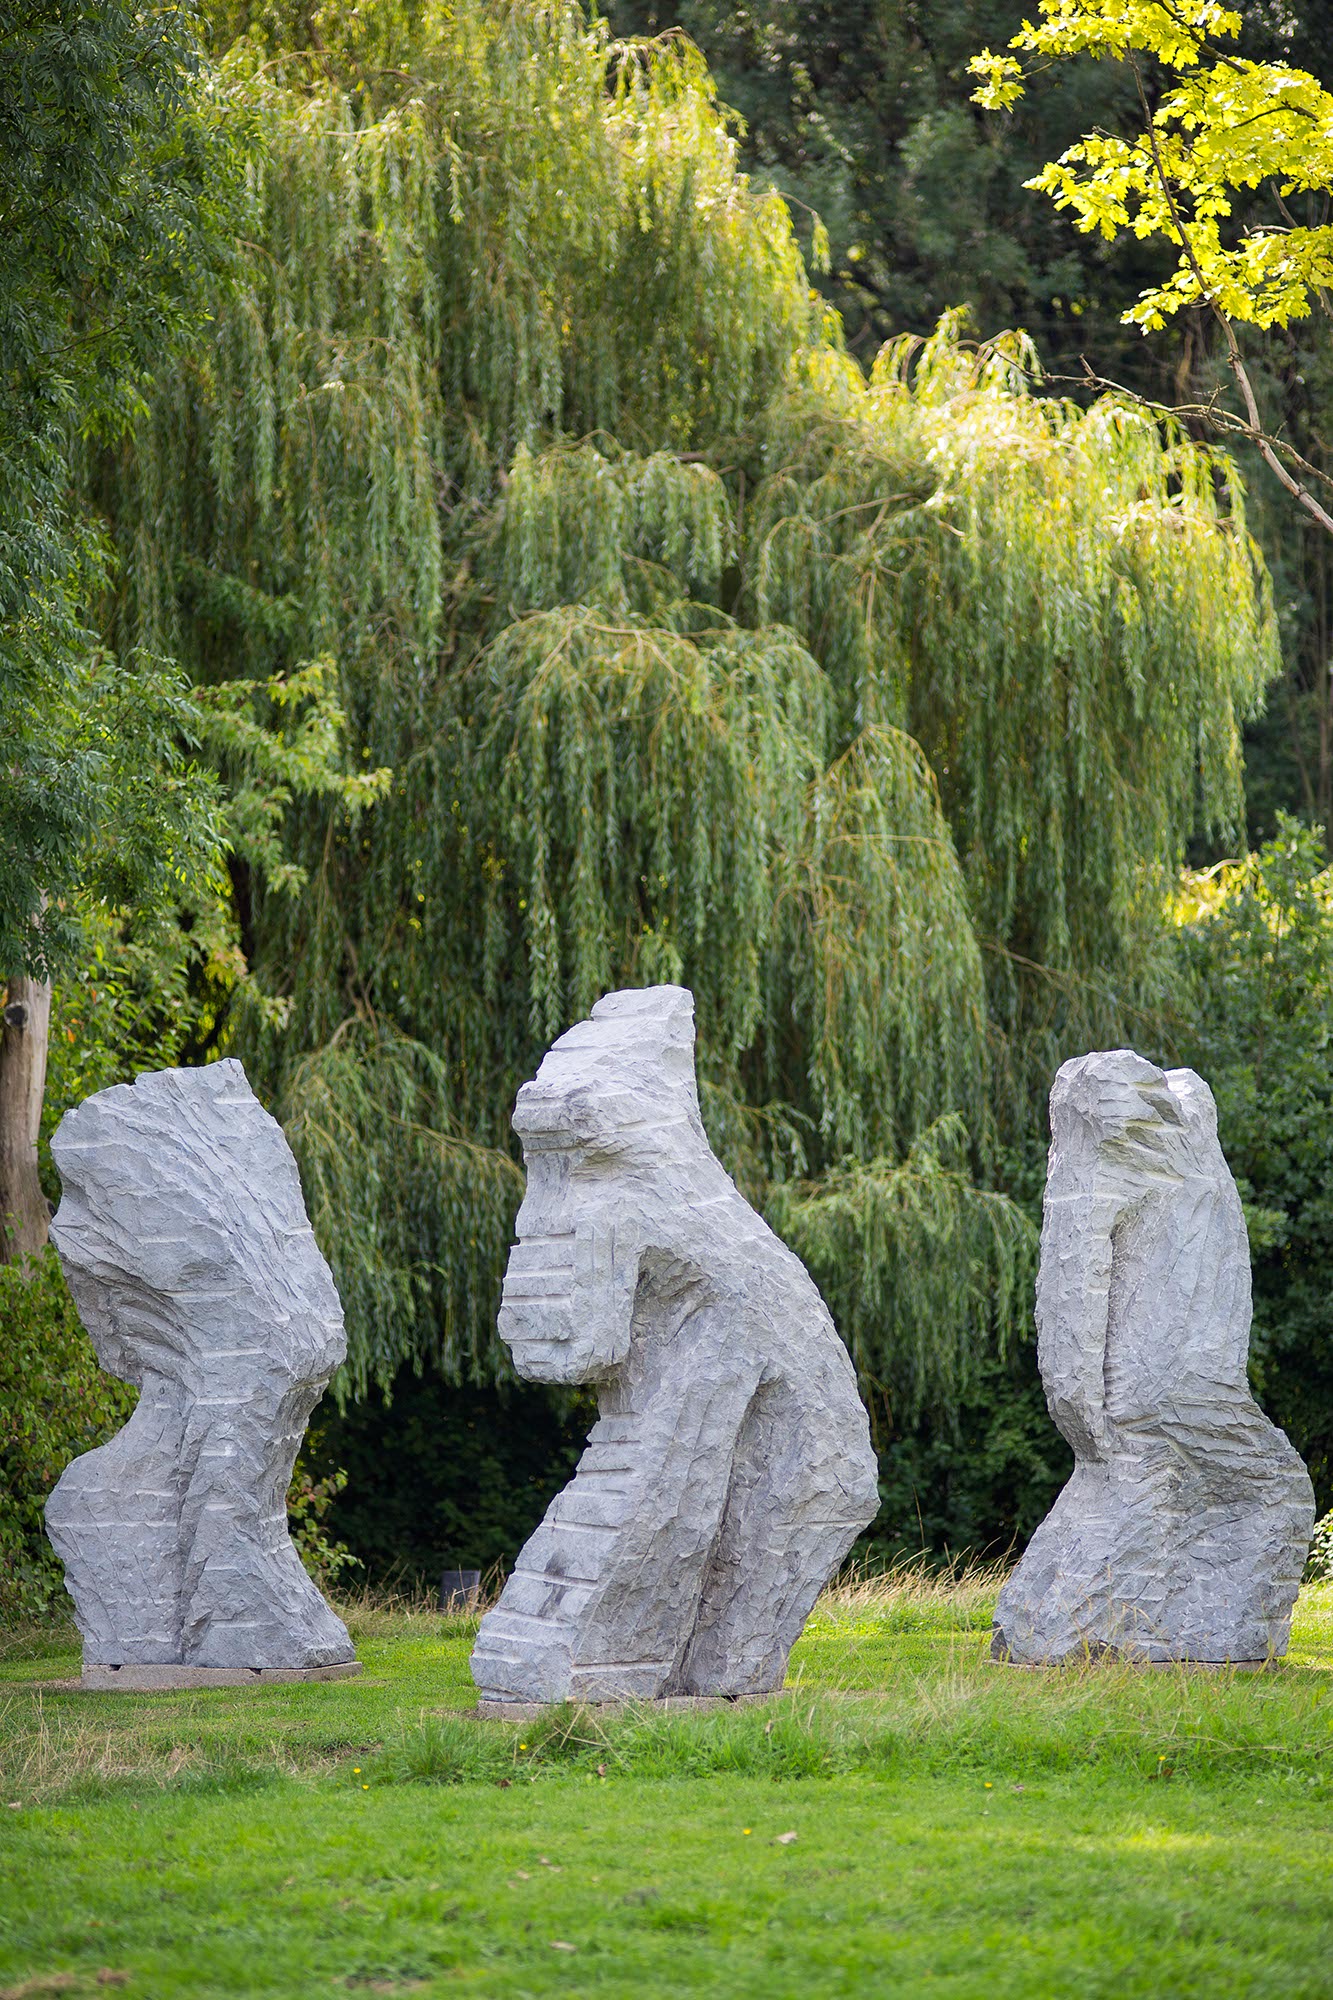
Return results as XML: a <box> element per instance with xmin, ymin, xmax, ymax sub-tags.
<box><xmin>985</xmin><ymin>1654</ymin><xmax>1270</xmax><ymax>1673</ymax></box>
<box><xmin>474</xmin><ymin>1689</ymin><xmax>793</xmax><ymax>1721</ymax></box>
<box><xmin>82</xmin><ymin>1660</ymin><xmax>363</xmax><ymax>1691</ymax></box>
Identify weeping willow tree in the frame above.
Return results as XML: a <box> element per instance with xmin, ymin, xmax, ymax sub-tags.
<box><xmin>750</xmin><ymin>322</ymin><xmax>1277</xmax><ymax>1116</ymax></box>
<box><xmin>92</xmin><ymin>0</ymin><xmax>1276</xmax><ymax>1437</ymax></box>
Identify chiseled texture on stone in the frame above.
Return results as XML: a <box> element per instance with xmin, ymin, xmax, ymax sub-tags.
<box><xmin>993</xmin><ymin>1050</ymin><xmax>1315</xmax><ymax>1666</ymax></box>
<box><xmin>471</xmin><ymin>985</ymin><xmax>880</xmax><ymax>1706</ymax></box>
<box><xmin>44</xmin><ymin>1061</ymin><xmax>356</xmax><ymax>1673</ymax></box>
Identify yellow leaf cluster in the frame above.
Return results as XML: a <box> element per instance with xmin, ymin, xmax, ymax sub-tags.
<box><xmin>969</xmin><ymin>0</ymin><xmax>1333</xmax><ymax>330</ymax></box>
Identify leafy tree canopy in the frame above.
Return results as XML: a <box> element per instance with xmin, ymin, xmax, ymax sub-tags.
<box><xmin>598</xmin><ymin>3</ymin><xmax>1333</xmax><ymax>857</ymax></box>
<box><xmin>0</xmin><ymin>0</ymin><xmax>250</xmax><ymax>976</ymax></box>
<box><xmin>85</xmin><ymin>0</ymin><xmax>1277</xmax><ymax>1456</ymax></box>
<box><xmin>1174</xmin><ymin>816</ymin><xmax>1333</xmax><ymax>1504</ymax></box>
<box><xmin>1</xmin><ymin>2</ymin><xmax>391</xmax><ymax>1282</ymax></box>
<box><xmin>972</xmin><ymin>0</ymin><xmax>1333</xmax><ymax>335</ymax></box>
<box><xmin>971</xmin><ymin>0</ymin><xmax>1333</xmax><ymax>542</ymax></box>
<box><xmin>605</xmin><ymin>0</ymin><xmax>1169</xmax><ymax>376</ymax></box>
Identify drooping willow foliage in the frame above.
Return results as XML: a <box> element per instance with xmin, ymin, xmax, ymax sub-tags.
<box><xmin>750</xmin><ymin>322</ymin><xmax>1277</xmax><ymax>1119</ymax></box>
<box><xmin>92</xmin><ymin>1</ymin><xmax>1277</xmax><ymax>1422</ymax></box>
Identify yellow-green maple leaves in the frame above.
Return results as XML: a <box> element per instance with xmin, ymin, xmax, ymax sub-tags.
<box><xmin>971</xmin><ymin>0</ymin><xmax>1333</xmax><ymax>330</ymax></box>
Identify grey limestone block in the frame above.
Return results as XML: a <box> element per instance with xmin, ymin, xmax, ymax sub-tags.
<box><xmin>43</xmin><ymin>1060</ymin><xmax>357</xmax><ymax>1674</ymax></box>
<box><xmin>470</xmin><ymin>985</ymin><xmax>880</xmax><ymax>1705</ymax></box>
<box><xmin>992</xmin><ymin>1049</ymin><xmax>1315</xmax><ymax>1666</ymax></box>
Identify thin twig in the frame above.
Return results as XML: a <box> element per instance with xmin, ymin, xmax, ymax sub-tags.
<box><xmin>1130</xmin><ymin>53</ymin><xmax>1333</xmax><ymax>536</ymax></box>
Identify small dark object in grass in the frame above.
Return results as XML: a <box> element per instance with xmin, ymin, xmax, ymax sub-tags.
<box><xmin>440</xmin><ymin>1569</ymin><xmax>481</xmax><ymax>1613</ymax></box>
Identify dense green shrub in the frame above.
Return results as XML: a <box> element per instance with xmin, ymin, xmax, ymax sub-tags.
<box><xmin>313</xmin><ymin>1373</ymin><xmax>590</xmax><ymax>1588</ymax></box>
<box><xmin>285</xmin><ymin>1453</ymin><xmax>361</xmax><ymax>1593</ymax></box>
<box><xmin>1175</xmin><ymin>817</ymin><xmax>1333</xmax><ymax>1509</ymax></box>
<box><xmin>0</xmin><ymin>1252</ymin><xmax>136</xmax><ymax>1620</ymax></box>
<box><xmin>869</xmin><ymin>1351</ymin><xmax>1070</xmax><ymax>1562</ymax></box>
<box><xmin>313</xmin><ymin>1347</ymin><xmax>1068</xmax><ymax>1577</ymax></box>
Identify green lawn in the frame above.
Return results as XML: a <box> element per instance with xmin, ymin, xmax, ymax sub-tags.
<box><xmin>2</xmin><ymin>1576</ymin><xmax>1332</xmax><ymax>1999</ymax></box>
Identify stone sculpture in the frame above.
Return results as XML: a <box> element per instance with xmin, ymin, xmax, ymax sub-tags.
<box><xmin>45</xmin><ymin>1060</ymin><xmax>359</xmax><ymax>1687</ymax></box>
<box><xmin>471</xmin><ymin>984</ymin><xmax>880</xmax><ymax>1707</ymax></box>
<box><xmin>992</xmin><ymin>1049</ymin><xmax>1314</xmax><ymax>1667</ymax></box>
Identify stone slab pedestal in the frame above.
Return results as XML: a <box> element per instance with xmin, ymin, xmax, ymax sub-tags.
<box><xmin>475</xmin><ymin>1689</ymin><xmax>792</xmax><ymax>1721</ymax></box>
<box><xmin>986</xmin><ymin>1654</ymin><xmax>1271</xmax><ymax>1673</ymax></box>
<box><xmin>81</xmin><ymin>1661</ymin><xmax>363</xmax><ymax>1691</ymax></box>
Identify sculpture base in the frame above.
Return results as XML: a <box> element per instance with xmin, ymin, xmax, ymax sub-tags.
<box><xmin>82</xmin><ymin>1660</ymin><xmax>362</xmax><ymax>1690</ymax></box>
<box><xmin>987</xmin><ymin>1654</ymin><xmax>1272</xmax><ymax>1672</ymax></box>
<box><xmin>475</xmin><ymin>1690</ymin><xmax>788</xmax><ymax>1721</ymax></box>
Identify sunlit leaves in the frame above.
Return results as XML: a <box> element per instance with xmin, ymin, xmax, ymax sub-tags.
<box><xmin>749</xmin><ymin>318</ymin><xmax>1275</xmax><ymax>1130</ymax></box>
<box><xmin>969</xmin><ymin>0</ymin><xmax>1333</xmax><ymax>330</ymax></box>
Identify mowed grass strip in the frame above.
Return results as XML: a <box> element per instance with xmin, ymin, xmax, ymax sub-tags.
<box><xmin>0</xmin><ymin>1578</ymin><xmax>1330</xmax><ymax>1998</ymax></box>
<box><xmin>4</xmin><ymin>1766</ymin><xmax>1333</xmax><ymax>1999</ymax></box>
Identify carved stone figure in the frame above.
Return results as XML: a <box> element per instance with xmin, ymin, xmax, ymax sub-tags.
<box><xmin>471</xmin><ymin>985</ymin><xmax>880</xmax><ymax>1705</ymax></box>
<box><xmin>993</xmin><ymin>1049</ymin><xmax>1315</xmax><ymax>1666</ymax></box>
<box><xmin>45</xmin><ymin>1061</ymin><xmax>358</xmax><ymax>1683</ymax></box>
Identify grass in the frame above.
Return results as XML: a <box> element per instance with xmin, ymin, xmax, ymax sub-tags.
<box><xmin>1</xmin><ymin>1572</ymin><xmax>1332</xmax><ymax>1997</ymax></box>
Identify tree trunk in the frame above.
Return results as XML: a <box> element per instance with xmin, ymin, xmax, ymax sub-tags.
<box><xmin>0</xmin><ymin>975</ymin><xmax>52</xmax><ymax>1265</ymax></box>
<box><xmin>1312</xmin><ymin>652</ymin><xmax>1320</xmax><ymax>848</ymax></box>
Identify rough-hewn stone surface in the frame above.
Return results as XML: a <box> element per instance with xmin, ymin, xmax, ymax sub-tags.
<box><xmin>993</xmin><ymin>1049</ymin><xmax>1315</xmax><ymax>1666</ymax></box>
<box><xmin>471</xmin><ymin>985</ymin><xmax>880</xmax><ymax>1706</ymax></box>
<box><xmin>44</xmin><ymin>1061</ymin><xmax>356</xmax><ymax>1675</ymax></box>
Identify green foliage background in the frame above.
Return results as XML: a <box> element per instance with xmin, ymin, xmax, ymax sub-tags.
<box><xmin>0</xmin><ymin>0</ymin><xmax>250</xmax><ymax>978</ymax></box>
<box><xmin>0</xmin><ymin>1251</ymin><xmax>135</xmax><ymax>1618</ymax></box>
<box><xmin>1175</xmin><ymin>820</ymin><xmax>1333</xmax><ymax>1506</ymax></box>
<box><xmin>75</xmin><ymin>0</ymin><xmax>1286</xmax><ymax>1565</ymax></box>
<box><xmin>12</xmin><ymin>0</ymin><xmax>1332</xmax><ymax>1583</ymax></box>
<box><xmin>604</xmin><ymin>0</ymin><xmax>1333</xmax><ymax>852</ymax></box>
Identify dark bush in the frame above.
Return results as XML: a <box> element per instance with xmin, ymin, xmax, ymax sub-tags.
<box><xmin>0</xmin><ymin>1250</ymin><xmax>136</xmax><ymax>1620</ymax></box>
<box><xmin>311</xmin><ymin>1370</ymin><xmax>591</xmax><ymax>1587</ymax></box>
